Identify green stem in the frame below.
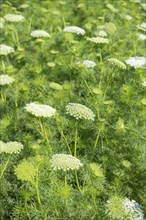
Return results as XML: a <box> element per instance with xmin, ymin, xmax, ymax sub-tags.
<box><xmin>83</xmin><ymin>79</ymin><xmax>93</xmax><ymax>94</ymax></box>
<box><xmin>35</xmin><ymin>170</ymin><xmax>43</xmax><ymax>211</ymax></box>
<box><xmin>55</xmin><ymin>115</ymin><xmax>72</xmax><ymax>154</ymax></box>
<box><xmin>74</xmin><ymin>127</ymin><xmax>78</xmax><ymax>157</ymax></box>
<box><xmin>94</xmin><ymin>130</ymin><xmax>101</xmax><ymax>150</ymax></box>
<box><xmin>0</xmin><ymin>155</ymin><xmax>11</xmax><ymax>179</ymax></box>
<box><xmin>1</xmin><ymin>93</ymin><xmax>7</xmax><ymax>102</ymax></box>
<box><xmin>38</xmin><ymin>118</ymin><xmax>51</xmax><ymax>152</ymax></box>
<box><xmin>64</xmin><ymin>173</ymin><xmax>67</xmax><ymax>186</ymax></box>
<box><xmin>75</xmin><ymin>170</ymin><xmax>81</xmax><ymax>192</ymax></box>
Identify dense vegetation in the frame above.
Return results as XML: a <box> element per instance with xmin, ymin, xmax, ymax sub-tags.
<box><xmin>0</xmin><ymin>0</ymin><xmax>146</xmax><ymax>219</ymax></box>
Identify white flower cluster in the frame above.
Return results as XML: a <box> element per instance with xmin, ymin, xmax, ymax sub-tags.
<box><xmin>66</xmin><ymin>103</ymin><xmax>95</xmax><ymax>121</ymax></box>
<box><xmin>30</xmin><ymin>30</ymin><xmax>50</xmax><ymax>38</ymax></box>
<box><xmin>76</xmin><ymin>60</ymin><xmax>96</xmax><ymax>68</ymax></box>
<box><xmin>87</xmin><ymin>36</ymin><xmax>109</xmax><ymax>44</ymax></box>
<box><xmin>63</xmin><ymin>26</ymin><xmax>85</xmax><ymax>35</ymax></box>
<box><xmin>138</xmin><ymin>33</ymin><xmax>146</xmax><ymax>41</ymax></box>
<box><xmin>25</xmin><ymin>102</ymin><xmax>56</xmax><ymax>117</ymax></box>
<box><xmin>4</xmin><ymin>14</ymin><xmax>25</xmax><ymax>22</ymax></box>
<box><xmin>0</xmin><ymin>44</ymin><xmax>14</xmax><ymax>55</ymax></box>
<box><xmin>0</xmin><ymin>75</ymin><xmax>14</xmax><ymax>85</ymax></box>
<box><xmin>82</xmin><ymin>60</ymin><xmax>96</xmax><ymax>68</ymax></box>
<box><xmin>97</xmin><ymin>30</ymin><xmax>107</xmax><ymax>37</ymax></box>
<box><xmin>50</xmin><ymin>154</ymin><xmax>83</xmax><ymax>171</ymax></box>
<box><xmin>125</xmin><ymin>57</ymin><xmax>146</xmax><ymax>69</ymax></box>
<box><xmin>106</xmin><ymin>196</ymin><xmax>144</xmax><ymax>220</ymax></box>
<box><xmin>137</xmin><ymin>22</ymin><xmax>146</xmax><ymax>31</ymax></box>
<box><xmin>123</xmin><ymin>198</ymin><xmax>144</xmax><ymax>220</ymax></box>
<box><xmin>108</xmin><ymin>58</ymin><xmax>126</xmax><ymax>69</ymax></box>
<box><xmin>0</xmin><ymin>141</ymin><xmax>23</xmax><ymax>154</ymax></box>
<box><xmin>142</xmin><ymin>81</ymin><xmax>146</xmax><ymax>86</ymax></box>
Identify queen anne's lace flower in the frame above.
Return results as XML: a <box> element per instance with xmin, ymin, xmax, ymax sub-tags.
<box><xmin>87</xmin><ymin>36</ymin><xmax>109</xmax><ymax>44</ymax></box>
<box><xmin>106</xmin><ymin>196</ymin><xmax>144</xmax><ymax>220</ymax></box>
<box><xmin>0</xmin><ymin>75</ymin><xmax>14</xmax><ymax>85</ymax></box>
<box><xmin>108</xmin><ymin>58</ymin><xmax>126</xmax><ymax>69</ymax></box>
<box><xmin>63</xmin><ymin>26</ymin><xmax>85</xmax><ymax>35</ymax></box>
<box><xmin>123</xmin><ymin>198</ymin><xmax>144</xmax><ymax>220</ymax></box>
<box><xmin>0</xmin><ymin>44</ymin><xmax>14</xmax><ymax>55</ymax></box>
<box><xmin>50</xmin><ymin>154</ymin><xmax>83</xmax><ymax>171</ymax></box>
<box><xmin>66</xmin><ymin>103</ymin><xmax>95</xmax><ymax>121</ymax></box>
<box><xmin>4</xmin><ymin>14</ymin><xmax>25</xmax><ymax>22</ymax></box>
<box><xmin>0</xmin><ymin>141</ymin><xmax>23</xmax><ymax>154</ymax></box>
<box><xmin>125</xmin><ymin>57</ymin><xmax>146</xmax><ymax>69</ymax></box>
<box><xmin>97</xmin><ymin>30</ymin><xmax>107</xmax><ymax>37</ymax></box>
<box><xmin>137</xmin><ymin>22</ymin><xmax>146</xmax><ymax>31</ymax></box>
<box><xmin>25</xmin><ymin>102</ymin><xmax>56</xmax><ymax>117</ymax></box>
<box><xmin>82</xmin><ymin>60</ymin><xmax>96</xmax><ymax>68</ymax></box>
<box><xmin>142</xmin><ymin>81</ymin><xmax>146</xmax><ymax>86</ymax></box>
<box><xmin>138</xmin><ymin>33</ymin><xmax>146</xmax><ymax>40</ymax></box>
<box><xmin>30</xmin><ymin>30</ymin><xmax>50</xmax><ymax>38</ymax></box>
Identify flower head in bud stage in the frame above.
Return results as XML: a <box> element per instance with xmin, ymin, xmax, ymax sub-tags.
<box><xmin>0</xmin><ymin>44</ymin><xmax>14</xmax><ymax>55</ymax></box>
<box><xmin>24</xmin><ymin>102</ymin><xmax>56</xmax><ymax>117</ymax></box>
<box><xmin>87</xmin><ymin>36</ymin><xmax>109</xmax><ymax>44</ymax></box>
<box><xmin>125</xmin><ymin>57</ymin><xmax>146</xmax><ymax>69</ymax></box>
<box><xmin>66</xmin><ymin>103</ymin><xmax>95</xmax><ymax>121</ymax></box>
<box><xmin>50</xmin><ymin>154</ymin><xmax>83</xmax><ymax>171</ymax></box>
<box><xmin>30</xmin><ymin>30</ymin><xmax>50</xmax><ymax>38</ymax></box>
<box><xmin>0</xmin><ymin>75</ymin><xmax>14</xmax><ymax>85</ymax></box>
<box><xmin>106</xmin><ymin>196</ymin><xmax>144</xmax><ymax>220</ymax></box>
<box><xmin>0</xmin><ymin>141</ymin><xmax>23</xmax><ymax>154</ymax></box>
<box><xmin>63</xmin><ymin>26</ymin><xmax>85</xmax><ymax>35</ymax></box>
<box><xmin>108</xmin><ymin>58</ymin><xmax>126</xmax><ymax>70</ymax></box>
<box><xmin>49</xmin><ymin>82</ymin><xmax>63</xmax><ymax>90</ymax></box>
<box><xmin>4</xmin><ymin>14</ymin><xmax>25</xmax><ymax>22</ymax></box>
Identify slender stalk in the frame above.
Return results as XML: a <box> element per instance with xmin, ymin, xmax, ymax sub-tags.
<box><xmin>55</xmin><ymin>115</ymin><xmax>72</xmax><ymax>154</ymax></box>
<box><xmin>74</xmin><ymin>127</ymin><xmax>78</xmax><ymax>157</ymax></box>
<box><xmin>0</xmin><ymin>155</ymin><xmax>11</xmax><ymax>179</ymax></box>
<box><xmin>38</xmin><ymin>118</ymin><xmax>51</xmax><ymax>152</ymax></box>
<box><xmin>75</xmin><ymin>170</ymin><xmax>81</xmax><ymax>192</ymax></box>
<box><xmin>94</xmin><ymin>130</ymin><xmax>101</xmax><ymax>150</ymax></box>
<box><xmin>64</xmin><ymin>173</ymin><xmax>67</xmax><ymax>186</ymax></box>
<box><xmin>35</xmin><ymin>170</ymin><xmax>43</xmax><ymax>212</ymax></box>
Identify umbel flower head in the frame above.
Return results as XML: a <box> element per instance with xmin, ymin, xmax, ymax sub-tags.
<box><xmin>66</xmin><ymin>103</ymin><xmax>95</xmax><ymax>121</ymax></box>
<box><xmin>63</xmin><ymin>26</ymin><xmax>85</xmax><ymax>35</ymax></box>
<box><xmin>76</xmin><ymin>60</ymin><xmax>96</xmax><ymax>68</ymax></box>
<box><xmin>15</xmin><ymin>161</ymin><xmax>36</xmax><ymax>183</ymax></box>
<box><xmin>138</xmin><ymin>33</ymin><xmax>146</xmax><ymax>41</ymax></box>
<box><xmin>50</xmin><ymin>154</ymin><xmax>83</xmax><ymax>171</ymax></box>
<box><xmin>0</xmin><ymin>74</ymin><xmax>14</xmax><ymax>85</ymax></box>
<box><xmin>87</xmin><ymin>36</ymin><xmax>109</xmax><ymax>44</ymax></box>
<box><xmin>30</xmin><ymin>30</ymin><xmax>50</xmax><ymax>38</ymax></box>
<box><xmin>125</xmin><ymin>57</ymin><xmax>146</xmax><ymax>69</ymax></box>
<box><xmin>0</xmin><ymin>44</ymin><xmax>14</xmax><ymax>55</ymax></box>
<box><xmin>4</xmin><ymin>14</ymin><xmax>25</xmax><ymax>22</ymax></box>
<box><xmin>108</xmin><ymin>58</ymin><xmax>126</xmax><ymax>69</ymax></box>
<box><xmin>25</xmin><ymin>102</ymin><xmax>56</xmax><ymax>117</ymax></box>
<box><xmin>82</xmin><ymin>60</ymin><xmax>96</xmax><ymax>68</ymax></box>
<box><xmin>0</xmin><ymin>141</ymin><xmax>23</xmax><ymax>154</ymax></box>
<box><xmin>106</xmin><ymin>196</ymin><xmax>144</xmax><ymax>220</ymax></box>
